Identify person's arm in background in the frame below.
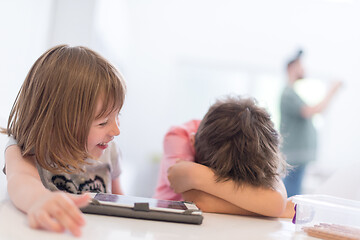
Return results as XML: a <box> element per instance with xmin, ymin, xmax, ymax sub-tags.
<box><xmin>168</xmin><ymin>161</ymin><xmax>287</xmax><ymax>217</ymax></box>
<box><xmin>301</xmin><ymin>81</ymin><xmax>342</xmax><ymax>118</ymax></box>
<box><xmin>5</xmin><ymin>145</ymin><xmax>90</xmax><ymax>236</ymax></box>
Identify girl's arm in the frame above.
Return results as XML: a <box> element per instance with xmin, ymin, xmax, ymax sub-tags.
<box><xmin>168</xmin><ymin>161</ymin><xmax>287</xmax><ymax>217</ymax></box>
<box><xmin>5</xmin><ymin>145</ymin><xmax>90</xmax><ymax>236</ymax></box>
<box><xmin>111</xmin><ymin>177</ymin><xmax>123</xmax><ymax>195</ymax></box>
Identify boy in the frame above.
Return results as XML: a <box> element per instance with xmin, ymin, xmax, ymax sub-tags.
<box><xmin>154</xmin><ymin>96</ymin><xmax>288</xmax><ymax>217</ymax></box>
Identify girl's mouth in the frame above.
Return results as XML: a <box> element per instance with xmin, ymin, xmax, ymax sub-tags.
<box><xmin>97</xmin><ymin>142</ymin><xmax>108</xmax><ymax>150</ymax></box>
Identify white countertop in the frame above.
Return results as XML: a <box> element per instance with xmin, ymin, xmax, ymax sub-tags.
<box><xmin>0</xmin><ymin>195</ymin><xmax>316</xmax><ymax>240</ymax></box>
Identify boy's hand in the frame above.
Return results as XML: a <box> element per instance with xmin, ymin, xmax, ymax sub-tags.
<box><xmin>279</xmin><ymin>197</ymin><xmax>296</xmax><ymax>218</ymax></box>
<box><xmin>27</xmin><ymin>192</ymin><xmax>90</xmax><ymax>237</ymax></box>
<box><xmin>167</xmin><ymin>160</ymin><xmax>201</xmax><ymax>193</ymax></box>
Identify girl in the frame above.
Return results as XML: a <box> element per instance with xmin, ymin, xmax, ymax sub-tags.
<box><xmin>2</xmin><ymin>45</ymin><xmax>126</xmax><ymax>236</ymax></box>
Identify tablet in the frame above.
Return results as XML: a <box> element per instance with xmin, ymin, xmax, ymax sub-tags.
<box><xmin>82</xmin><ymin>193</ymin><xmax>203</xmax><ymax>224</ymax></box>
<box><xmin>89</xmin><ymin>193</ymin><xmax>201</xmax><ymax>214</ymax></box>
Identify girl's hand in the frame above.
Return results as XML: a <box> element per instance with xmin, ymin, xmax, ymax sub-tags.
<box><xmin>27</xmin><ymin>191</ymin><xmax>90</xmax><ymax>237</ymax></box>
<box><xmin>167</xmin><ymin>160</ymin><xmax>202</xmax><ymax>193</ymax></box>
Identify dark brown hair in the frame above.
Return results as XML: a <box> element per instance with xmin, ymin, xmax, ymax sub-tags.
<box><xmin>195</xmin><ymin>96</ymin><xmax>286</xmax><ymax>189</ymax></box>
<box><xmin>2</xmin><ymin>45</ymin><xmax>126</xmax><ymax>173</ymax></box>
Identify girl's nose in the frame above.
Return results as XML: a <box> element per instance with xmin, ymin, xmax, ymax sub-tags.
<box><xmin>110</xmin><ymin>118</ymin><xmax>120</xmax><ymax>136</ymax></box>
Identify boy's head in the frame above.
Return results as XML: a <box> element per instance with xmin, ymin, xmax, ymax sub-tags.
<box><xmin>194</xmin><ymin>96</ymin><xmax>286</xmax><ymax>189</ymax></box>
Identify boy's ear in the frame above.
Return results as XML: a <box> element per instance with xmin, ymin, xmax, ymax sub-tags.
<box><xmin>190</xmin><ymin>132</ymin><xmax>195</xmax><ymax>147</ymax></box>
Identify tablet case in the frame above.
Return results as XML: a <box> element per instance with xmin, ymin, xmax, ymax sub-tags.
<box><xmin>81</xmin><ymin>197</ymin><xmax>204</xmax><ymax>225</ymax></box>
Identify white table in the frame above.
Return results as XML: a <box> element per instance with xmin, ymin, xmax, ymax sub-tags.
<box><xmin>0</xmin><ymin>195</ymin><xmax>316</xmax><ymax>240</ymax></box>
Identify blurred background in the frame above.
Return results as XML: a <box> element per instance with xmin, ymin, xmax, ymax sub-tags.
<box><xmin>0</xmin><ymin>0</ymin><xmax>359</xmax><ymax>198</ymax></box>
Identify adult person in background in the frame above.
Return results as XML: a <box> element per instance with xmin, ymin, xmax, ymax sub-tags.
<box><xmin>280</xmin><ymin>49</ymin><xmax>342</xmax><ymax>197</ymax></box>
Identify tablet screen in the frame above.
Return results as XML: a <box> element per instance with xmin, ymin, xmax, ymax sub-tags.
<box><xmin>93</xmin><ymin>193</ymin><xmax>196</xmax><ymax>213</ymax></box>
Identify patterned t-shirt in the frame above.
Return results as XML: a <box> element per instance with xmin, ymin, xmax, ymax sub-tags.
<box><xmin>5</xmin><ymin>137</ymin><xmax>121</xmax><ymax>194</ymax></box>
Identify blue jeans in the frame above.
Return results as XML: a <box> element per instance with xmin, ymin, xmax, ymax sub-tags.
<box><xmin>283</xmin><ymin>164</ymin><xmax>307</xmax><ymax>197</ymax></box>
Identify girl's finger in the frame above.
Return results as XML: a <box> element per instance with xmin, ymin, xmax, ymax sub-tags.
<box><xmin>49</xmin><ymin>205</ymin><xmax>82</xmax><ymax>237</ymax></box>
<box><xmin>28</xmin><ymin>213</ymin><xmax>41</xmax><ymax>229</ymax></box>
<box><xmin>36</xmin><ymin>210</ymin><xmax>65</xmax><ymax>233</ymax></box>
<box><xmin>70</xmin><ymin>193</ymin><xmax>91</xmax><ymax>208</ymax></box>
<box><xmin>57</xmin><ymin>194</ymin><xmax>87</xmax><ymax>226</ymax></box>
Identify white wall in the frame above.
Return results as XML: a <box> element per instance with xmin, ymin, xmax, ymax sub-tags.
<box><xmin>0</xmin><ymin>0</ymin><xmax>52</xmax><ymax>197</ymax></box>
<box><xmin>49</xmin><ymin>0</ymin><xmax>97</xmax><ymax>47</ymax></box>
<box><xmin>94</xmin><ymin>0</ymin><xmax>360</xmax><ymax>196</ymax></box>
<box><xmin>1</xmin><ymin>0</ymin><xmax>359</xmax><ymax>197</ymax></box>
<box><xmin>0</xmin><ymin>0</ymin><xmax>54</xmax><ymax>124</ymax></box>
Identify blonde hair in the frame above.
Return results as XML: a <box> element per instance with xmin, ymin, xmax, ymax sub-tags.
<box><xmin>2</xmin><ymin>45</ymin><xmax>126</xmax><ymax>173</ymax></box>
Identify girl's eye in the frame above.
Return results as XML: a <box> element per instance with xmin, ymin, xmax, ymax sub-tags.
<box><xmin>99</xmin><ymin>122</ymin><xmax>108</xmax><ymax>126</ymax></box>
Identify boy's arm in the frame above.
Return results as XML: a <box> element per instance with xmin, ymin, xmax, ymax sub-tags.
<box><xmin>5</xmin><ymin>145</ymin><xmax>90</xmax><ymax>236</ymax></box>
<box><xmin>168</xmin><ymin>161</ymin><xmax>287</xmax><ymax>217</ymax></box>
<box><xmin>182</xmin><ymin>190</ymin><xmax>260</xmax><ymax>216</ymax></box>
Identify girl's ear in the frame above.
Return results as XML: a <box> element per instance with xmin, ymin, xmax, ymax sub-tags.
<box><xmin>190</xmin><ymin>132</ymin><xmax>195</xmax><ymax>148</ymax></box>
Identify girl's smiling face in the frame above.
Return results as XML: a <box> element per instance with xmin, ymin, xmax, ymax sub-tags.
<box><xmin>87</xmin><ymin>98</ymin><xmax>120</xmax><ymax>159</ymax></box>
